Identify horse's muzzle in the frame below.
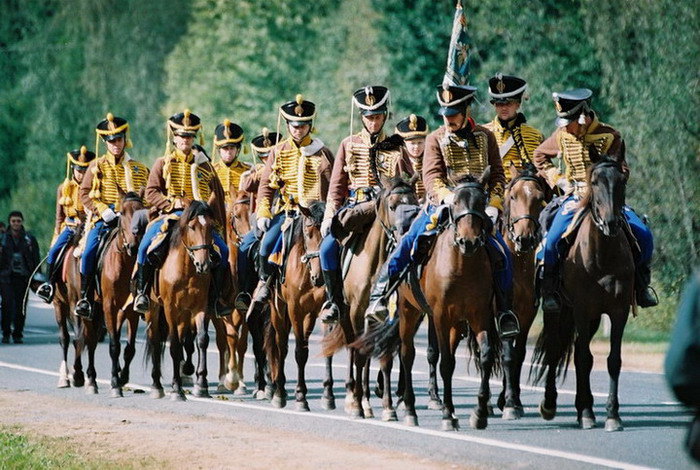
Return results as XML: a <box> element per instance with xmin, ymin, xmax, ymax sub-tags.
<box><xmin>512</xmin><ymin>234</ymin><xmax>539</xmax><ymax>253</ymax></box>
<box><xmin>193</xmin><ymin>260</ymin><xmax>211</xmax><ymax>275</ymax></box>
<box><xmin>310</xmin><ymin>272</ymin><xmax>324</xmax><ymax>288</ymax></box>
<box><xmin>454</xmin><ymin>236</ymin><xmax>482</xmax><ymax>256</ymax></box>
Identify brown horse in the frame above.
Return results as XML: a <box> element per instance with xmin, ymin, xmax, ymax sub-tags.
<box><xmin>212</xmin><ymin>189</ymin><xmax>251</xmax><ymax>394</ymax></box>
<box><xmin>323</xmin><ymin>178</ymin><xmax>418</xmax><ymax>419</ymax></box>
<box><xmin>532</xmin><ymin>155</ymin><xmax>634</xmax><ymax>431</ymax></box>
<box><xmin>264</xmin><ymin>202</ymin><xmax>326</xmax><ymax>410</ymax></box>
<box><xmin>100</xmin><ymin>191</ymin><xmax>145</xmax><ymax>397</ymax></box>
<box><xmin>496</xmin><ymin>163</ymin><xmax>547</xmax><ymax>418</ymax></box>
<box><xmin>53</xmin><ymin>224</ymin><xmax>94</xmax><ymax>390</ymax></box>
<box><xmin>145</xmin><ymin>201</ymin><xmax>215</xmax><ymax>400</ymax></box>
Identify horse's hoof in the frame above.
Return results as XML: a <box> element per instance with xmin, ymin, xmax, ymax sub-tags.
<box><xmin>171</xmin><ymin>392</ymin><xmax>187</xmax><ymax>402</ymax></box>
<box><xmin>57</xmin><ymin>378</ymin><xmax>70</xmax><ymax>388</ymax></box>
<box><xmin>579</xmin><ymin>417</ymin><xmax>596</xmax><ymax>430</ymax></box>
<box><xmin>216</xmin><ymin>384</ymin><xmax>227</xmax><ymax>393</ymax></box>
<box><xmin>86</xmin><ymin>385</ymin><xmax>98</xmax><ymax>395</ymax></box>
<box><xmin>427</xmin><ymin>399</ymin><xmax>443</xmax><ymax>410</ymax></box>
<box><xmin>502</xmin><ymin>407</ymin><xmax>520</xmax><ymax>420</ymax></box>
<box><xmin>110</xmin><ymin>387</ymin><xmax>123</xmax><ymax>398</ymax></box>
<box><xmin>350</xmin><ymin>407</ymin><xmax>364</xmax><ymax>419</ymax></box>
<box><xmin>254</xmin><ymin>389</ymin><xmax>267</xmax><ymax>400</ymax></box>
<box><xmin>382</xmin><ymin>409</ymin><xmax>398</xmax><ymax>422</ymax></box>
<box><xmin>470</xmin><ymin>412</ymin><xmax>487</xmax><ymax>430</ymax></box>
<box><xmin>497</xmin><ymin>393</ymin><xmax>506</xmax><ymax>412</ymax></box>
<box><xmin>539</xmin><ymin>400</ymin><xmax>556</xmax><ymax>421</ymax></box>
<box><xmin>441</xmin><ymin>418</ymin><xmax>457</xmax><ymax>431</ymax></box>
<box><xmin>234</xmin><ymin>384</ymin><xmax>248</xmax><ymax>396</ymax></box>
<box><xmin>363</xmin><ymin>404</ymin><xmax>374</xmax><ymax>419</ymax></box>
<box><xmin>72</xmin><ymin>373</ymin><xmax>85</xmax><ymax>388</ymax></box>
<box><xmin>404</xmin><ymin>415</ymin><xmax>418</xmax><ymax>427</ymax></box>
<box><xmin>295</xmin><ymin>400</ymin><xmax>310</xmax><ymax>412</ymax></box>
<box><xmin>150</xmin><ymin>388</ymin><xmax>165</xmax><ymax>399</ymax></box>
<box><xmin>271</xmin><ymin>395</ymin><xmax>287</xmax><ymax>409</ymax></box>
<box><xmin>264</xmin><ymin>385</ymin><xmax>274</xmax><ymax>401</ymax></box>
<box><xmin>486</xmin><ymin>403</ymin><xmax>495</xmax><ymax>417</ymax></box>
<box><xmin>605</xmin><ymin>418</ymin><xmax>623</xmax><ymax>432</ymax></box>
<box><xmin>321</xmin><ymin>397</ymin><xmax>336</xmax><ymax>411</ymax></box>
<box><xmin>180</xmin><ymin>362</ymin><xmax>195</xmax><ymax>376</ymax></box>
<box><xmin>515</xmin><ymin>405</ymin><xmax>524</xmax><ymax>418</ymax></box>
<box><xmin>181</xmin><ymin>376</ymin><xmax>194</xmax><ymax>387</ymax></box>
<box><xmin>192</xmin><ymin>386</ymin><xmax>210</xmax><ymax>398</ymax></box>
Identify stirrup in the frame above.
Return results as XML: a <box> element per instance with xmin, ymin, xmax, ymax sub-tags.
<box><xmin>364</xmin><ymin>299</ymin><xmax>389</xmax><ymax>326</ymax></box>
<box><xmin>37</xmin><ymin>283</ymin><xmax>54</xmax><ymax>303</ymax></box>
<box><xmin>541</xmin><ymin>293</ymin><xmax>562</xmax><ymax>314</ymax></box>
<box><xmin>496</xmin><ymin>310</ymin><xmax>520</xmax><ymax>339</ymax></box>
<box><xmin>213</xmin><ymin>299</ymin><xmax>233</xmax><ymax>318</ymax></box>
<box><xmin>636</xmin><ymin>286</ymin><xmax>659</xmax><ymax>308</ymax></box>
<box><xmin>134</xmin><ymin>294</ymin><xmax>150</xmax><ymax>315</ymax></box>
<box><xmin>319</xmin><ymin>301</ymin><xmax>340</xmax><ymax>324</ymax></box>
<box><xmin>234</xmin><ymin>292</ymin><xmax>252</xmax><ymax>312</ymax></box>
<box><xmin>75</xmin><ymin>299</ymin><xmax>93</xmax><ymax>320</ymax></box>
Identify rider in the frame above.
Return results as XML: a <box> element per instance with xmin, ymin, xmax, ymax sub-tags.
<box><xmin>212</xmin><ymin>119</ymin><xmax>250</xmax><ymax>205</ymax></box>
<box><xmin>482</xmin><ymin>74</ymin><xmax>544</xmax><ymax>178</ymax></box>
<box><xmin>364</xmin><ymin>84</ymin><xmax>520</xmax><ymax>339</ymax></box>
<box><xmin>235</xmin><ymin>128</ymin><xmax>282</xmax><ymax>311</ymax></box>
<box><xmin>246</xmin><ymin>95</ymin><xmax>334</xmax><ymax>314</ymax></box>
<box><xmin>534</xmin><ymin>88</ymin><xmax>657</xmax><ymax>311</ymax></box>
<box><xmin>318</xmin><ymin>85</ymin><xmax>408</xmax><ymax>324</ymax></box>
<box><xmin>75</xmin><ymin>114</ymin><xmax>150</xmax><ymax>318</ymax></box>
<box><xmin>132</xmin><ymin>109</ymin><xmax>232</xmax><ymax>317</ymax></box>
<box><xmin>395</xmin><ymin>114</ymin><xmax>429</xmax><ymax>202</ymax></box>
<box><xmin>37</xmin><ymin>146</ymin><xmax>96</xmax><ymax>303</ymax></box>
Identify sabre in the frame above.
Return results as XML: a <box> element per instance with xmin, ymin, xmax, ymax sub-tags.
<box><xmin>22</xmin><ymin>253</ymin><xmax>50</xmax><ymax>318</ymax></box>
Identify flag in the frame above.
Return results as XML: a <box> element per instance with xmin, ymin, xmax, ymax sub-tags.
<box><xmin>442</xmin><ymin>1</ymin><xmax>472</xmax><ymax>88</ymax></box>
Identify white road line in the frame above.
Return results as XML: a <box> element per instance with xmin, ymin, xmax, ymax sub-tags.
<box><xmin>0</xmin><ymin>360</ymin><xmax>657</xmax><ymax>470</ymax></box>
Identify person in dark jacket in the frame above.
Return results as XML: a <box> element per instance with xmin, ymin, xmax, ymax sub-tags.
<box><xmin>0</xmin><ymin>211</ymin><xmax>40</xmax><ymax>343</ymax></box>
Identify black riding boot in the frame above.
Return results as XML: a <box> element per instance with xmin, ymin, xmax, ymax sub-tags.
<box><xmin>635</xmin><ymin>262</ymin><xmax>658</xmax><ymax>308</ymax></box>
<box><xmin>493</xmin><ymin>282</ymin><xmax>520</xmax><ymax>339</ymax></box>
<box><xmin>364</xmin><ymin>263</ymin><xmax>398</xmax><ymax>326</ymax></box>
<box><xmin>209</xmin><ymin>263</ymin><xmax>233</xmax><ymax>318</ymax></box>
<box><xmin>540</xmin><ymin>264</ymin><xmax>562</xmax><ymax>314</ymax></box>
<box><xmin>36</xmin><ymin>262</ymin><xmax>55</xmax><ymax>303</ymax></box>
<box><xmin>75</xmin><ymin>276</ymin><xmax>94</xmax><ymax>319</ymax></box>
<box><xmin>246</xmin><ymin>261</ymin><xmax>275</xmax><ymax>321</ymax></box>
<box><xmin>319</xmin><ymin>269</ymin><xmax>345</xmax><ymax>324</ymax></box>
<box><xmin>133</xmin><ymin>263</ymin><xmax>153</xmax><ymax>315</ymax></box>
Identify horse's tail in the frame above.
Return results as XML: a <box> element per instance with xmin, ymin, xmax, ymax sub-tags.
<box><xmin>529</xmin><ymin>306</ymin><xmax>575</xmax><ymax>385</ymax></box>
<box><xmin>321</xmin><ymin>322</ymin><xmax>347</xmax><ymax>357</ymax></box>
<box><xmin>144</xmin><ymin>307</ymin><xmax>167</xmax><ymax>368</ymax></box>
<box><xmin>351</xmin><ymin>318</ymin><xmax>401</xmax><ymax>360</ymax></box>
<box><xmin>465</xmin><ymin>322</ymin><xmax>503</xmax><ymax>376</ymax></box>
<box><xmin>263</xmin><ymin>319</ymin><xmax>278</xmax><ymax>374</ymax></box>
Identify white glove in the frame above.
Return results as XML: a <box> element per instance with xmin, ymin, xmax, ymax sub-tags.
<box><xmin>556</xmin><ymin>177</ymin><xmax>573</xmax><ymax>194</ymax></box>
<box><xmin>485</xmin><ymin>206</ymin><xmax>499</xmax><ymax>224</ymax></box>
<box><xmin>321</xmin><ymin>218</ymin><xmax>332</xmax><ymax>238</ymax></box>
<box><xmin>101</xmin><ymin>208</ymin><xmax>118</xmax><ymax>223</ymax></box>
<box><xmin>442</xmin><ymin>192</ymin><xmax>456</xmax><ymax>205</ymax></box>
<box><xmin>193</xmin><ymin>146</ymin><xmax>210</xmax><ymax>166</ymax></box>
<box><xmin>257</xmin><ymin>217</ymin><xmax>271</xmax><ymax>233</ymax></box>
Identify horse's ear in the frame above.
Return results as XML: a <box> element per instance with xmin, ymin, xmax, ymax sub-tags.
<box><xmin>407</xmin><ymin>172</ymin><xmax>419</xmax><ymax>187</ymax></box>
<box><xmin>138</xmin><ymin>187</ymin><xmax>146</xmax><ymax>199</ymax></box>
<box><xmin>479</xmin><ymin>165</ymin><xmax>491</xmax><ymax>187</ymax></box>
<box><xmin>588</xmin><ymin>144</ymin><xmax>602</xmax><ymax>163</ymax></box>
<box><xmin>616</xmin><ymin>140</ymin><xmax>626</xmax><ymax>164</ymax></box>
<box><xmin>298</xmin><ymin>205</ymin><xmax>311</xmax><ymax>218</ymax></box>
<box><xmin>508</xmin><ymin>162</ymin><xmax>520</xmax><ymax>181</ymax></box>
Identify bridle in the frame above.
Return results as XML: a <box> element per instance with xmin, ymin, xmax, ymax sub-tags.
<box><xmin>181</xmin><ymin>217</ymin><xmax>214</xmax><ymax>263</ymax></box>
<box><xmin>375</xmin><ymin>184</ymin><xmax>416</xmax><ymax>249</ymax></box>
<box><xmin>229</xmin><ymin>196</ymin><xmax>251</xmax><ymax>244</ymax></box>
<box><xmin>449</xmin><ymin>181</ymin><xmax>488</xmax><ymax>249</ymax></box>
<box><xmin>588</xmin><ymin>161</ymin><xmax>624</xmax><ymax>236</ymax></box>
<box><xmin>505</xmin><ymin>175</ymin><xmax>543</xmax><ymax>242</ymax></box>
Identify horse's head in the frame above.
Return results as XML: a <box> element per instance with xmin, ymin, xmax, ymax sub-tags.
<box><xmin>504</xmin><ymin>163</ymin><xmax>546</xmax><ymax>252</ymax></box>
<box><xmin>583</xmin><ymin>154</ymin><xmax>627</xmax><ymax>237</ymax></box>
<box><xmin>298</xmin><ymin>201</ymin><xmax>326</xmax><ymax>288</ymax></box>
<box><xmin>376</xmin><ymin>176</ymin><xmax>420</xmax><ymax>237</ymax></box>
<box><xmin>119</xmin><ymin>190</ymin><xmax>145</xmax><ymax>257</ymax></box>
<box><xmin>175</xmin><ymin>200</ymin><xmax>214</xmax><ymax>275</ymax></box>
<box><xmin>229</xmin><ymin>191</ymin><xmax>251</xmax><ymax>242</ymax></box>
<box><xmin>451</xmin><ymin>168</ymin><xmax>490</xmax><ymax>256</ymax></box>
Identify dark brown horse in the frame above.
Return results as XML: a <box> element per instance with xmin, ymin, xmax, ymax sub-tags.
<box><xmin>100</xmin><ymin>191</ymin><xmax>145</xmax><ymax>397</ymax></box>
<box><xmin>145</xmin><ymin>201</ymin><xmax>215</xmax><ymax>400</ymax></box>
<box><xmin>496</xmin><ymin>163</ymin><xmax>547</xmax><ymax>418</ymax></box>
<box><xmin>264</xmin><ymin>202</ymin><xmax>326</xmax><ymax>410</ymax></box>
<box><xmin>532</xmin><ymin>155</ymin><xmax>634</xmax><ymax>431</ymax></box>
<box><xmin>323</xmin><ymin>178</ymin><xmax>418</xmax><ymax>419</ymax></box>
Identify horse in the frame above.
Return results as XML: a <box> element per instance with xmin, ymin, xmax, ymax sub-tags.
<box><xmin>100</xmin><ymin>191</ymin><xmax>145</xmax><ymax>397</ymax></box>
<box><xmin>323</xmin><ymin>177</ymin><xmax>419</xmax><ymax>419</ymax></box>
<box><xmin>211</xmin><ymin>188</ymin><xmax>251</xmax><ymax>394</ymax></box>
<box><xmin>496</xmin><ymin>163</ymin><xmax>548</xmax><ymax>418</ymax></box>
<box><xmin>263</xmin><ymin>202</ymin><xmax>326</xmax><ymax>410</ymax></box>
<box><xmin>532</xmin><ymin>154</ymin><xmax>634</xmax><ymax>431</ymax></box>
<box><xmin>145</xmin><ymin>201</ymin><xmax>216</xmax><ymax>400</ymax></box>
<box><xmin>53</xmin><ymin>223</ymin><xmax>94</xmax><ymax>390</ymax></box>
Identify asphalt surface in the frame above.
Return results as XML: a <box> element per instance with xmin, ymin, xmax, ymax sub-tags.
<box><xmin>0</xmin><ymin>295</ymin><xmax>695</xmax><ymax>470</ymax></box>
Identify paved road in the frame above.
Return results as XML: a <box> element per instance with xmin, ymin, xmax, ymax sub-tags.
<box><xmin>0</xmin><ymin>296</ymin><xmax>695</xmax><ymax>469</ymax></box>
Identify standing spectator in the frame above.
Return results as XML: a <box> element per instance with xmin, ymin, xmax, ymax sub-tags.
<box><xmin>0</xmin><ymin>222</ymin><xmax>6</xmax><ymax>234</ymax></box>
<box><xmin>0</xmin><ymin>211</ymin><xmax>40</xmax><ymax>344</ymax></box>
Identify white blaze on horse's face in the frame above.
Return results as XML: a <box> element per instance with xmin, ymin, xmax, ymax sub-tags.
<box><xmin>198</xmin><ymin>215</ymin><xmax>207</xmax><ymax>227</ymax></box>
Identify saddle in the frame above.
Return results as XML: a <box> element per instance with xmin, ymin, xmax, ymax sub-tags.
<box><xmin>331</xmin><ymin>200</ymin><xmax>376</xmax><ymax>243</ymax></box>
<box><xmin>94</xmin><ymin>225</ymin><xmax>119</xmax><ymax>296</ymax></box>
<box><xmin>271</xmin><ymin>213</ymin><xmax>301</xmax><ymax>284</ymax></box>
<box><xmin>145</xmin><ymin>214</ymin><xmax>181</xmax><ymax>268</ymax></box>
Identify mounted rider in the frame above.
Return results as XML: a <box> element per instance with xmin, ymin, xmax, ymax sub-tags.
<box><xmin>212</xmin><ymin>119</ymin><xmax>250</xmax><ymax>205</ymax></box>
<box><xmin>364</xmin><ymin>84</ymin><xmax>521</xmax><ymax>339</ymax></box>
<box><xmin>534</xmin><ymin>88</ymin><xmax>657</xmax><ymax>311</ymax></box>
<box><xmin>483</xmin><ymin>74</ymin><xmax>544</xmax><ymax>180</ymax></box>
<box><xmin>132</xmin><ymin>109</ymin><xmax>232</xmax><ymax>317</ymax></box>
<box><xmin>318</xmin><ymin>85</ymin><xmax>409</xmax><ymax>324</ymax></box>
<box><xmin>395</xmin><ymin>114</ymin><xmax>429</xmax><ymax>202</ymax></box>
<box><xmin>246</xmin><ymin>95</ymin><xmax>334</xmax><ymax>314</ymax></box>
<box><xmin>75</xmin><ymin>114</ymin><xmax>150</xmax><ymax>318</ymax></box>
<box><xmin>37</xmin><ymin>146</ymin><xmax>96</xmax><ymax>303</ymax></box>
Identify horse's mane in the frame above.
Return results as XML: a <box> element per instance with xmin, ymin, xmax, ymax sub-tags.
<box><xmin>452</xmin><ymin>174</ymin><xmax>480</xmax><ymax>187</ymax></box>
<box><xmin>122</xmin><ymin>191</ymin><xmax>143</xmax><ymax>204</ymax></box>
<box><xmin>384</xmin><ymin>175</ymin><xmax>414</xmax><ymax>194</ymax></box>
<box><xmin>306</xmin><ymin>201</ymin><xmax>326</xmax><ymax>226</ymax></box>
<box><xmin>170</xmin><ymin>201</ymin><xmax>214</xmax><ymax>249</ymax></box>
<box><xmin>578</xmin><ymin>155</ymin><xmax>622</xmax><ymax>209</ymax></box>
<box><xmin>504</xmin><ymin>162</ymin><xmax>538</xmax><ymax>192</ymax></box>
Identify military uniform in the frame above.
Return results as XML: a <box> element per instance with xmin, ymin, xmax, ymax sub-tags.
<box><xmin>395</xmin><ymin>114</ymin><xmax>429</xmax><ymax>202</ymax></box>
<box><xmin>246</xmin><ymin>95</ymin><xmax>333</xmax><ymax>311</ymax></box>
<box><xmin>133</xmin><ymin>109</ymin><xmax>230</xmax><ymax>316</ymax></box>
<box><xmin>37</xmin><ymin>147</ymin><xmax>96</xmax><ymax>303</ymax></box>
<box><xmin>534</xmin><ymin>88</ymin><xmax>656</xmax><ymax>310</ymax></box>
<box><xmin>75</xmin><ymin>114</ymin><xmax>150</xmax><ymax>318</ymax></box>
<box><xmin>211</xmin><ymin>120</ymin><xmax>250</xmax><ymax>206</ymax></box>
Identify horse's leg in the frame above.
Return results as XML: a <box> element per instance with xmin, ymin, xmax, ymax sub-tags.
<box><xmin>211</xmin><ymin>318</ymin><xmax>228</xmax><ymax>393</ymax></box>
<box><xmin>292</xmin><ymin>310</ymin><xmax>311</xmax><ymax>412</ymax></box>
<box><xmin>84</xmin><ymin>319</ymin><xmax>99</xmax><ymax>395</ymax></box>
<box><xmin>322</xmin><ymin>325</ymin><xmax>336</xmax><ymax>410</ymax></box>
<box><xmin>170</xmin><ymin>322</ymin><xmax>186</xmax><ymax>401</ymax></box>
<box><xmin>471</xmin><ymin>330</ymin><xmax>493</xmax><ymax>429</ymax></box>
<box><xmin>224</xmin><ymin>318</ymin><xmax>241</xmax><ymax>393</ymax></box>
<box><xmin>55</xmin><ymin>303</ymin><xmax>71</xmax><ymax>388</ymax></box>
<box><xmin>379</xmin><ymin>353</ymin><xmax>396</xmax><ymax>421</ymax></box>
<box><xmin>426</xmin><ymin>316</ymin><xmax>442</xmax><ymax>410</ymax></box>
<box><xmin>105</xmin><ymin>302</ymin><xmax>122</xmax><ymax>397</ymax></box>
<box><xmin>344</xmin><ymin>346</ymin><xmax>357</xmax><ymax>415</ymax></box>
<box><xmin>511</xmin><ymin>327</ymin><xmax>529</xmax><ymax>416</ymax></box>
<box><xmin>605</xmin><ymin>312</ymin><xmax>628</xmax><ymax>432</ymax></box>
<box><xmin>249</xmin><ymin>311</ymin><xmax>268</xmax><ymax>399</ymax></box>
<box><xmin>271</xmin><ymin>306</ymin><xmax>290</xmax><ymax>409</ymax></box>
<box><xmin>180</xmin><ymin>326</ymin><xmax>195</xmax><ymax>387</ymax></box>
<box><xmin>147</xmin><ymin>308</ymin><xmax>164</xmax><ymax>398</ymax></box>
<box><xmin>574</xmin><ymin>315</ymin><xmax>597</xmax><ymax>429</ymax></box>
<box><xmin>71</xmin><ymin>318</ymin><xmax>85</xmax><ymax>387</ymax></box>
<box><xmin>400</xmin><ymin>311</ymin><xmax>419</xmax><ymax>426</ymax></box>
<box><xmin>234</xmin><ymin>313</ymin><xmax>248</xmax><ymax>394</ymax></box>
<box><xmin>119</xmin><ymin>309</ymin><xmax>139</xmax><ymax>387</ymax></box>
<box><xmin>539</xmin><ymin>308</ymin><xmax>560</xmax><ymax>421</ymax></box>
<box><xmin>359</xmin><ymin>353</ymin><xmax>373</xmax><ymax>418</ymax></box>
<box><xmin>193</xmin><ymin>312</ymin><xmax>211</xmax><ymax>398</ymax></box>
<box><xmin>500</xmin><ymin>336</ymin><xmax>519</xmax><ymax>420</ymax></box>
<box><xmin>438</xmin><ymin>323</ymin><xmax>459</xmax><ymax>431</ymax></box>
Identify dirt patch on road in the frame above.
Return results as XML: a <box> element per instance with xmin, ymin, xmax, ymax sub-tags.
<box><xmin>0</xmin><ymin>391</ymin><xmax>476</xmax><ymax>470</ymax></box>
